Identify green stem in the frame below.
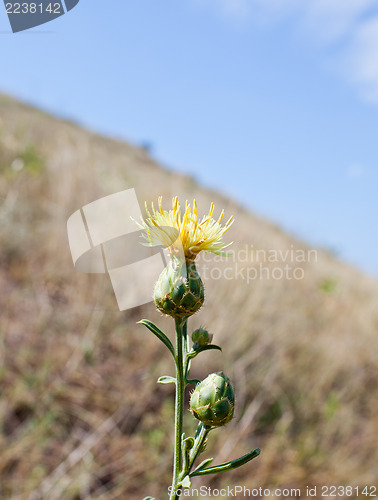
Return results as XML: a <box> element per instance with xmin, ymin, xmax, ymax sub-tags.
<box><xmin>170</xmin><ymin>318</ymin><xmax>187</xmax><ymax>500</ymax></box>
<box><xmin>188</xmin><ymin>422</ymin><xmax>210</xmax><ymax>472</ymax></box>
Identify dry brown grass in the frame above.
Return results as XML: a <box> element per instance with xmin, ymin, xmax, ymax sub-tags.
<box><xmin>1</xmin><ymin>94</ymin><xmax>378</xmax><ymax>499</ymax></box>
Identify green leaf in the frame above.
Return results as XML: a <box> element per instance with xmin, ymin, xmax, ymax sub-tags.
<box><xmin>143</xmin><ymin>497</ymin><xmax>155</xmax><ymax>499</ymax></box>
<box><xmin>182</xmin><ymin>475</ymin><xmax>191</xmax><ymax>488</ymax></box>
<box><xmin>182</xmin><ymin>436</ymin><xmax>195</xmax><ymax>476</ymax></box>
<box><xmin>194</xmin><ymin>421</ymin><xmax>205</xmax><ymax>439</ymax></box>
<box><xmin>191</xmin><ymin>457</ymin><xmax>214</xmax><ymax>474</ymax></box>
<box><xmin>138</xmin><ymin>320</ymin><xmax>175</xmax><ymax>359</ymax></box>
<box><xmin>187</xmin><ymin>344</ymin><xmax>222</xmax><ymax>359</ymax></box>
<box><xmin>183</xmin><ymin>436</ymin><xmax>195</xmax><ymax>449</ymax></box>
<box><xmin>186</xmin><ymin>378</ymin><xmax>201</xmax><ymax>386</ymax></box>
<box><xmin>157</xmin><ymin>375</ymin><xmax>176</xmax><ymax>385</ymax></box>
<box><xmin>190</xmin><ymin>448</ymin><xmax>261</xmax><ymax>477</ymax></box>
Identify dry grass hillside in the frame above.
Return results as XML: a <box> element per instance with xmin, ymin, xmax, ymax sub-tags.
<box><xmin>0</xmin><ymin>93</ymin><xmax>377</xmax><ymax>500</ymax></box>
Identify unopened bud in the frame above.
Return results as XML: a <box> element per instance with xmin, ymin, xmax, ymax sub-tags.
<box><xmin>192</xmin><ymin>328</ymin><xmax>213</xmax><ymax>348</ymax></box>
<box><xmin>154</xmin><ymin>257</ymin><xmax>204</xmax><ymax>319</ymax></box>
<box><xmin>189</xmin><ymin>372</ymin><xmax>235</xmax><ymax>427</ymax></box>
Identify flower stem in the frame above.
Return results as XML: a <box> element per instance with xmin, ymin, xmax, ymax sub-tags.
<box><xmin>188</xmin><ymin>422</ymin><xmax>210</xmax><ymax>471</ymax></box>
<box><xmin>170</xmin><ymin>318</ymin><xmax>187</xmax><ymax>500</ymax></box>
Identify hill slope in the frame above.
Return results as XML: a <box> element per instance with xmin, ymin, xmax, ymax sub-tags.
<box><xmin>1</xmin><ymin>94</ymin><xmax>378</xmax><ymax>500</ymax></box>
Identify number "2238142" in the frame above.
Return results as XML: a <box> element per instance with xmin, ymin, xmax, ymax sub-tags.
<box><xmin>5</xmin><ymin>3</ymin><xmax>62</xmax><ymax>14</ymax></box>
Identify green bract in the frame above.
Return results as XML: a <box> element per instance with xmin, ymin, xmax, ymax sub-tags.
<box><xmin>154</xmin><ymin>256</ymin><xmax>204</xmax><ymax>319</ymax></box>
<box><xmin>190</xmin><ymin>372</ymin><xmax>235</xmax><ymax>427</ymax></box>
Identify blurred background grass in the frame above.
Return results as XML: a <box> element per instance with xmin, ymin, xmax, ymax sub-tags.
<box><xmin>1</xmin><ymin>94</ymin><xmax>378</xmax><ymax>499</ymax></box>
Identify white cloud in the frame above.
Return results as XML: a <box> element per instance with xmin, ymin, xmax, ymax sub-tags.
<box><xmin>344</xmin><ymin>16</ymin><xmax>378</xmax><ymax>103</ymax></box>
<box><xmin>301</xmin><ymin>0</ymin><xmax>377</xmax><ymax>43</ymax></box>
<box><xmin>196</xmin><ymin>0</ymin><xmax>378</xmax><ymax>104</ymax></box>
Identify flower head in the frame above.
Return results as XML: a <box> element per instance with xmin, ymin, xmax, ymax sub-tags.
<box><xmin>139</xmin><ymin>196</ymin><xmax>233</xmax><ymax>260</ymax></box>
<box><xmin>190</xmin><ymin>372</ymin><xmax>235</xmax><ymax>427</ymax></box>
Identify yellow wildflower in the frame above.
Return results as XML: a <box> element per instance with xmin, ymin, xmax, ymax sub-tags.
<box><xmin>140</xmin><ymin>196</ymin><xmax>233</xmax><ymax>259</ymax></box>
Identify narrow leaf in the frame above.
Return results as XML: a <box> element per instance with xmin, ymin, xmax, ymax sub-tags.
<box><xmin>138</xmin><ymin>320</ymin><xmax>175</xmax><ymax>358</ymax></box>
<box><xmin>188</xmin><ymin>345</ymin><xmax>222</xmax><ymax>359</ymax></box>
<box><xmin>194</xmin><ymin>422</ymin><xmax>204</xmax><ymax>439</ymax></box>
<box><xmin>183</xmin><ymin>437</ymin><xmax>195</xmax><ymax>450</ymax></box>
<box><xmin>157</xmin><ymin>376</ymin><xmax>176</xmax><ymax>385</ymax></box>
<box><xmin>186</xmin><ymin>378</ymin><xmax>201</xmax><ymax>386</ymax></box>
<box><xmin>182</xmin><ymin>436</ymin><xmax>195</xmax><ymax>476</ymax></box>
<box><xmin>190</xmin><ymin>448</ymin><xmax>261</xmax><ymax>477</ymax></box>
<box><xmin>191</xmin><ymin>457</ymin><xmax>214</xmax><ymax>474</ymax></box>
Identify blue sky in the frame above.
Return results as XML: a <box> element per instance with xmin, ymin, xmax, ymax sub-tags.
<box><xmin>1</xmin><ymin>0</ymin><xmax>378</xmax><ymax>275</ymax></box>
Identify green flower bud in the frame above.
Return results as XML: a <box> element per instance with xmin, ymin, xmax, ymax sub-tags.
<box><xmin>154</xmin><ymin>257</ymin><xmax>204</xmax><ymax>319</ymax></box>
<box><xmin>192</xmin><ymin>328</ymin><xmax>213</xmax><ymax>348</ymax></box>
<box><xmin>189</xmin><ymin>372</ymin><xmax>235</xmax><ymax>427</ymax></box>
